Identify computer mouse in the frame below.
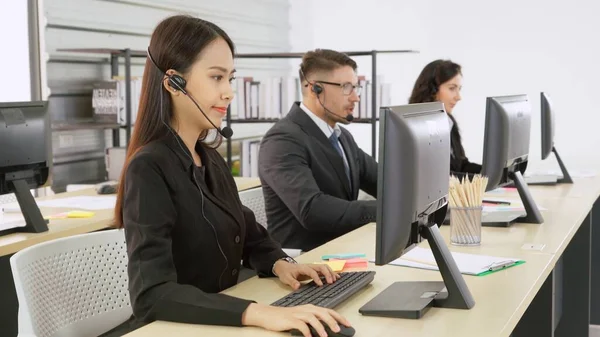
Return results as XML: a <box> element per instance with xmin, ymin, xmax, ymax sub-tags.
<box><xmin>290</xmin><ymin>321</ymin><xmax>355</xmax><ymax>337</ymax></box>
<box><xmin>96</xmin><ymin>184</ymin><xmax>117</xmax><ymax>195</ymax></box>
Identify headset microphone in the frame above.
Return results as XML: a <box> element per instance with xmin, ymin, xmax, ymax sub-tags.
<box><xmin>147</xmin><ymin>48</ymin><xmax>233</xmax><ymax>139</ymax></box>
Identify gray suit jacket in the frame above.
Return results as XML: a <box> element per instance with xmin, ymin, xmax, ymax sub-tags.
<box><xmin>258</xmin><ymin>102</ymin><xmax>378</xmax><ymax>252</ymax></box>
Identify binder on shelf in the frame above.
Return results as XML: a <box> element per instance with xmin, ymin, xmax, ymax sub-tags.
<box><xmin>92</xmin><ymin>77</ymin><xmax>141</xmax><ymax>126</ymax></box>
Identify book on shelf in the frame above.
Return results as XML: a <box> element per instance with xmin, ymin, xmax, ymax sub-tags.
<box><xmin>240</xmin><ymin>138</ymin><xmax>262</xmax><ymax>177</ymax></box>
<box><xmin>91</xmin><ymin>77</ymin><xmax>142</xmax><ymax>126</ymax></box>
<box><xmin>229</xmin><ymin>75</ymin><xmax>390</xmax><ymax>121</ymax></box>
<box><xmin>230</xmin><ymin>76</ymin><xmax>301</xmax><ymax>120</ymax></box>
<box><xmin>357</xmin><ymin>75</ymin><xmax>391</xmax><ymax>120</ymax></box>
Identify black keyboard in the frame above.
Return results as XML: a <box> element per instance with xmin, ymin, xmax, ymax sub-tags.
<box><xmin>272</xmin><ymin>271</ymin><xmax>376</xmax><ymax>309</ymax></box>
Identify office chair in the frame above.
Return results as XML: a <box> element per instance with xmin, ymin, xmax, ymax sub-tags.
<box><xmin>238</xmin><ymin>187</ymin><xmax>302</xmax><ymax>258</ymax></box>
<box><xmin>9</xmin><ymin>229</ymin><xmax>132</xmax><ymax>337</ymax></box>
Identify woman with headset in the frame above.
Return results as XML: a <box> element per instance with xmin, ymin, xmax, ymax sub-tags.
<box><xmin>408</xmin><ymin>60</ymin><xmax>481</xmax><ymax>176</ymax></box>
<box><xmin>108</xmin><ymin>15</ymin><xmax>350</xmax><ymax>337</ymax></box>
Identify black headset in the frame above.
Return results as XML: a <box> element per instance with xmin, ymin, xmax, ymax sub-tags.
<box><xmin>167</xmin><ymin>73</ymin><xmax>188</xmax><ymax>94</ymax></box>
<box><xmin>312</xmin><ymin>83</ymin><xmax>323</xmax><ymax>95</ymax></box>
<box><xmin>147</xmin><ymin>48</ymin><xmax>188</xmax><ymax>93</ymax></box>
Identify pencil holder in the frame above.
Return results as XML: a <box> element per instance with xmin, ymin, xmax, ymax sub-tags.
<box><xmin>450</xmin><ymin>206</ymin><xmax>482</xmax><ymax>246</ymax></box>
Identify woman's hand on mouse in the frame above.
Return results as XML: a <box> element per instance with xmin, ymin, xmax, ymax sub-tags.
<box><xmin>242</xmin><ymin>303</ymin><xmax>351</xmax><ymax>337</ymax></box>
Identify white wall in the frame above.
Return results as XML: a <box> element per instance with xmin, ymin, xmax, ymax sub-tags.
<box><xmin>290</xmin><ymin>0</ymin><xmax>600</xmax><ymax>173</ymax></box>
<box><xmin>0</xmin><ymin>1</ymin><xmax>32</xmax><ymax>101</ymax></box>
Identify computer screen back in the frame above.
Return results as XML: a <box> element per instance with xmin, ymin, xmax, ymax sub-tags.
<box><xmin>481</xmin><ymin>95</ymin><xmax>532</xmax><ymax>191</ymax></box>
<box><xmin>540</xmin><ymin>92</ymin><xmax>555</xmax><ymax>160</ymax></box>
<box><xmin>0</xmin><ymin>101</ymin><xmax>50</xmax><ymax>194</ymax></box>
<box><xmin>375</xmin><ymin>102</ymin><xmax>450</xmax><ymax>265</ymax></box>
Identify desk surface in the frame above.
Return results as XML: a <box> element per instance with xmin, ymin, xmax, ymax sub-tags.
<box><xmin>0</xmin><ymin>177</ymin><xmax>261</xmax><ymax>257</ymax></box>
<box><xmin>123</xmin><ymin>177</ymin><xmax>600</xmax><ymax>337</ymax></box>
<box><xmin>498</xmin><ymin>175</ymin><xmax>600</xmax><ymax>200</ymax></box>
<box><xmin>124</xmin><ymin>223</ymin><xmax>556</xmax><ymax>337</ymax></box>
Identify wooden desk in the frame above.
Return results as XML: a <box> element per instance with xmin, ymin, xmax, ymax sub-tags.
<box><xmin>491</xmin><ymin>175</ymin><xmax>600</xmax><ymax>201</ymax></box>
<box><xmin>124</xmin><ymin>186</ymin><xmax>598</xmax><ymax>337</ymax></box>
<box><xmin>487</xmin><ymin>174</ymin><xmax>600</xmax><ymax>327</ymax></box>
<box><xmin>0</xmin><ymin>177</ymin><xmax>261</xmax><ymax>258</ymax></box>
<box><xmin>124</xmin><ymin>223</ymin><xmax>555</xmax><ymax>337</ymax></box>
<box><xmin>234</xmin><ymin>177</ymin><xmax>262</xmax><ymax>191</ymax></box>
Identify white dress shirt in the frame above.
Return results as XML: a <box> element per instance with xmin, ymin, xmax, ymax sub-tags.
<box><xmin>299</xmin><ymin>102</ymin><xmax>350</xmax><ymax>175</ymax></box>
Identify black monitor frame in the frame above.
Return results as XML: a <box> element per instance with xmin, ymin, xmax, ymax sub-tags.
<box><xmin>0</xmin><ymin>101</ymin><xmax>51</xmax><ymax>234</ymax></box>
<box><xmin>359</xmin><ymin>103</ymin><xmax>475</xmax><ymax>319</ymax></box>
<box><xmin>540</xmin><ymin>92</ymin><xmax>573</xmax><ymax>184</ymax></box>
<box><xmin>481</xmin><ymin>95</ymin><xmax>543</xmax><ymax>225</ymax></box>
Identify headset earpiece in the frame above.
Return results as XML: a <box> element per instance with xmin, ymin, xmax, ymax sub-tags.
<box><xmin>167</xmin><ymin>74</ymin><xmax>187</xmax><ymax>94</ymax></box>
<box><xmin>312</xmin><ymin>83</ymin><xmax>323</xmax><ymax>95</ymax></box>
<box><xmin>431</xmin><ymin>84</ymin><xmax>438</xmax><ymax>95</ymax></box>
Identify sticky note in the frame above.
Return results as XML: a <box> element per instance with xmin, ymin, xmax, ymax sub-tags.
<box><xmin>315</xmin><ymin>260</ymin><xmax>346</xmax><ymax>272</ymax></box>
<box><xmin>331</xmin><ymin>258</ymin><xmax>366</xmax><ymax>264</ymax></box>
<box><xmin>331</xmin><ymin>258</ymin><xmax>368</xmax><ymax>270</ymax></box>
<box><xmin>321</xmin><ymin>253</ymin><xmax>366</xmax><ymax>260</ymax></box>
<box><xmin>66</xmin><ymin>211</ymin><xmax>95</xmax><ymax>218</ymax></box>
<box><xmin>45</xmin><ymin>210</ymin><xmax>95</xmax><ymax>220</ymax></box>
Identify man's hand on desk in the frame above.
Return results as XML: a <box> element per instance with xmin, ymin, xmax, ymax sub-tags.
<box><xmin>273</xmin><ymin>260</ymin><xmax>340</xmax><ymax>290</ymax></box>
<box><xmin>242</xmin><ymin>303</ymin><xmax>351</xmax><ymax>337</ymax></box>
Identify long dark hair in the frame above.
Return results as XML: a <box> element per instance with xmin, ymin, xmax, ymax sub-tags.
<box><xmin>409</xmin><ymin>59</ymin><xmax>462</xmax><ymax>104</ymax></box>
<box><xmin>409</xmin><ymin>59</ymin><xmax>466</xmax><ymax>158</ymax></box>
<box><xmin>114</xmin><ymin>15</ymin><xmax>235</xmax><ymax>228</ymax></box>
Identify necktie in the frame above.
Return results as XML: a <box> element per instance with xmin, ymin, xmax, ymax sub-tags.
<box><xmin>329</xmin><ymin>133</ymin><xmax>351</xmax><ymax>189</ymax></box>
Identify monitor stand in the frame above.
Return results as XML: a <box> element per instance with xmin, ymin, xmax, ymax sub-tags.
<box><xmin>524</xmin><ymin>146</ymin><xmax>573</xmax><ymax>186</ymax></box>
<box><xmin>358</xmin><ymin>223</ymin><xmax>475</xmax><ymax>319</ymax></box>
<box><xmin>7</xmin><ymin>179</ymin><xmax>49</xmax><ymax>233</ymax></box>
<box><xmin>509</xmin><ymin>171</ymin><xmax>544</xmax><ymax>224</ymax></box>
<box><xmin>552</xmin><ymin>146</ymin><xmax>573</xmax><ymax>184</ymax></box>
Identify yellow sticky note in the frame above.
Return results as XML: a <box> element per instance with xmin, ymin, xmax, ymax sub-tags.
<box><xmin>67</xmin><ymin>211</ymin><xmax>95</xmax><ymax>218</ymax></box>
<box><xmin>315</xmin><ymin>260</ymin><xmax>346</xmax><ymax>272</ymax></box>
<box><xmin>45</xmin><ymin>210</ymin><xmax>95</xmax><ymax>220</ymax></box>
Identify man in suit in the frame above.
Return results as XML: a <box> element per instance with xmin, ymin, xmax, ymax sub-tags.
<box><xmin>258</xmin><ymin>49</ymin><xmax>378</xmax><ymax>252</ymax></box>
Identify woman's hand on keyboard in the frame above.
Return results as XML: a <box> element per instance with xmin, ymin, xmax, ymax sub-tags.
<box><xmin>242</xmin><ymin>303</ymin><xmax>351</xmax><ymax>337</ymax></box>
<box><xmin>274</xmin><ymin>261</ymin><xmax>340</xmax><ymax>290</ymax></box>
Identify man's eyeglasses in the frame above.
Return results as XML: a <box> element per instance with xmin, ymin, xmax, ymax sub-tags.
<box><xmin>317</xmin><ymin>81</ymin><xmax>362</xmax><ymax>96</ymax></box>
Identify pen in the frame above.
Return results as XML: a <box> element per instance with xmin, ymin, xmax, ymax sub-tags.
<box><xmin>483</xmin><ymin>199</ymin><xmax>511</xmax><ymax>205</ymax></box>
<box><xmin>488</xmin><ymin>261</ymin><xmax>514</xmax><ymax>271</ymax></box>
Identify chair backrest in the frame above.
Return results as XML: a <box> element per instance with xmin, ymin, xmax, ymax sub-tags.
<box><xmin>238</xmin><ymin>187</ymin><xmax>267</xmax><ymax>228</ymax></box>
<box><xmin>1</xmin><ymin>189</ymin><xmax>37</xmax><ymax>205</ymax></box>
<box><xmin>238</xmin><ymin>187</ymin><xmax>302</xmax><ymax>258</ymax></box>
<box><xmin>10</xmin><ymin>229</ymin><xmax>132</xmax><ymax>337</ymax></box>
<box><xmin>0</xmin><ymin>193</ymin><xmax>18</xmax><ymax>205</ymax></box>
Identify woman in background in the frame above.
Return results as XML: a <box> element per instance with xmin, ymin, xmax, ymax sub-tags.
<box><xmin>408</xmin><ymin>59</ymin><xmax>482</xmax><ymax>175</ymax></box>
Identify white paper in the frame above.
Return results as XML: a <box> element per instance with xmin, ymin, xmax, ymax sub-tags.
<box><xmin>0</xmin><ymin>212</ymin><xmax>26</xmax><ymax>231</ymax></box>
<box><xmin>526</xmin><ymin>170</ymin><xmax>597</xmax><ymax>179</ymax></box>
<box><xmin>2</xmin><ymin>196</ymin><xmax>117</xmax><ymax>212</ymax></box>
<box><xmin>373</xmin><ymin>246</ymin><xmax>523</xmax><ymax>275</ymax></box>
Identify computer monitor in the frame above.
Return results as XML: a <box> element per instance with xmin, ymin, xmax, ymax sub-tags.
<box><xmin>0</xmin><ymin>101</ymin><xmax>51</xmax><ymax>234</ymax></box>
<box><xmin>480</xmin><ymin>94</ymin><xmax>543</xmax><ymax>224</ymax></box>
<box><xmin>359</xmin><ymin>102</ymin><xmax>475</xmax><ymax>319</ymax></box>
<box><xmin>541</xmin><ymin>92</ymin><xmax>573</xmax><ymax>184</ymax></box>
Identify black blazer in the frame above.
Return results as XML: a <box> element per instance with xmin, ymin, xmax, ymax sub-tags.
<box><xmin>113</xmin><ymin>133</ymin><xmax>287</xmax><ymax>333</ymax></box>
<box><xmin>449</xmin><ymin>114</ymin><xmax>481</xmax><ymax>176</ymax></box>
<box><xmin>258</xmin><ymin>102</ymin><xmax>378</xmax><ymax>252</ymax></box>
